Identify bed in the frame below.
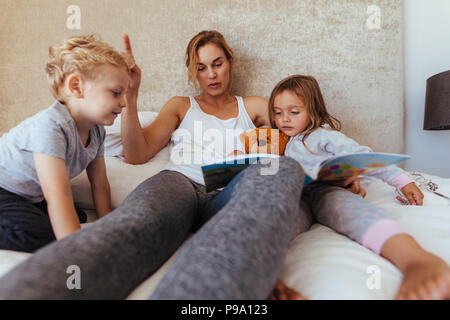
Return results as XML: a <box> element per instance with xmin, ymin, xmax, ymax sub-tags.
<box><xmin>0</xmin><ymin>112</ymin><xmax>449</xmax><ymax>300</ymax></box>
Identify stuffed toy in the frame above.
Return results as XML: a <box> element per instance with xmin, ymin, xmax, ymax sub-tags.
<box><xmin>239</xmin><ymin>127</ymin><xmax>290</xmax><ymax>155</ymax></box>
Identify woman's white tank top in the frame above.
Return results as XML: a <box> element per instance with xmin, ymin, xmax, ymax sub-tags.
<box><xmin>164</xmin><ymin>96</ymin><xmax>256</xmax><ymax>185</ymax></box>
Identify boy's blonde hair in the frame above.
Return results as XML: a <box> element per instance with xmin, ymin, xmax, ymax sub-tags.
<box><xmin>45</xmin><ymin>34</ymin><xmax>132</xmax><ymax>102</ymax></box>
<box><xmin>268</xmin><ymin>75</ymin><xmax>341</xmax><ymax>149</ymax></box>
<box><xmin>185</xmin><ymin>30</ymin><xmax>234</xmax><ymax>90</ymax></box>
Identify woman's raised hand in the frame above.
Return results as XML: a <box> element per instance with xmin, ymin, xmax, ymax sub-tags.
<box><xmin>122</xmin><ymin>34</ymin><xmax>141</xmax><ymax>101</ymax></box>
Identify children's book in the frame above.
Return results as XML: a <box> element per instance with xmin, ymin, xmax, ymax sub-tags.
<box><xmin>201</xmin><ymin>152</ymin><xmax>411</xmax><ymax>191</ymax></box>
<box><xmin>201</xmin><ymin>153</ymin><xmax>280</xmax><ymax>191</ymax></box>
<box><xmin>302</xmin><ymin>152</ymin><xmax>411</xmax><ymax>185</ymax></box>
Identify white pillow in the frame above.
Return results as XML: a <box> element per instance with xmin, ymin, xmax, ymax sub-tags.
<box><xmin>104</xmin><ymin>111</ymin><xmax>158</xmax><ymax>157</ymax></box>
<box><xmin>71</xmin><ymin>154</ymin><xmax>170</xmax><ymax>210</ymax></box>
<box><xmin>71</xmin><ymin>110</ymin><xmax>170</xmax><ymax>211</ymax></box>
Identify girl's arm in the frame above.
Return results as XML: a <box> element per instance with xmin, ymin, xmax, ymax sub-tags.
<box><xmin>33</xmin><ymin>153</ymin><xmax>81</xmax><ymax>239</ymax></box>
<box><xmin>323</xmin><ymin>130</ymin><xmax>420</xmax><ymax>203</ymax></box>
<box><xmin>86</xmin><ymin>157</ymin><xmax>112</xmax><ymax>218</ymax></box>
<box><xmin>322</xmin><ymin>130</ymin><xmax>408</xmax><ymax>184</ymax></box>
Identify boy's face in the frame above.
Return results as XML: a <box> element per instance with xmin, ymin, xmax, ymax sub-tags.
<box><xmin>272</xmin><ymin>90</ymin><xmax>310</xmax><ymax>137</ymax></box>
<box><xmin>80</xmin><ymin>64</ymin><xmax>130</xmax><ymax>126</ymax></box>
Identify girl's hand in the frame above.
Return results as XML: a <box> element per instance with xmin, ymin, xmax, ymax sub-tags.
<box><xmin>122</xmin><ymin>34</ymin><xmax>141</xmax><ymax>101</ymax></box>
<box><xmin>398</xmin><ymin>182</ymin><xmax>424</xmax><ymax>206</ymax></box>
<box><xmin>331</xmin><ymin>176</ymin><xmax>366</xmax><ymax>198</ymax></box>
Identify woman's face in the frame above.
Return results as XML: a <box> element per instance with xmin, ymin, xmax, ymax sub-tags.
<box><xmin>195</xmin><ymin>43</ymin><xmax>232</xmax><ymax>96</ymax></box>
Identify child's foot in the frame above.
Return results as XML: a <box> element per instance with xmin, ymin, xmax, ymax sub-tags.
<box><xmin>395</xmin><ymin>254</ymin><xmax>450</xmax><ymax>300</ymax></box>
<box><xmin>268</xmin><ymin>279</ymin><xmax>308</xmax><ymax>300</ymax></box>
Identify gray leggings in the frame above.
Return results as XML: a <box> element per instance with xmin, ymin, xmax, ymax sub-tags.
<box><xmin>0</xmin><ymin>156</ymin><xmax>308</xmax><ymax>299</ymax></box>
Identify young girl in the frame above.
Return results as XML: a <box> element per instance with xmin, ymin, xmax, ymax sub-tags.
<box><xmin>0</xmin><ymin>34</ymin><xmax>131</xmax><ymax>253</ymax></box>
<box><xmin>269</xmin><ymin>74</ymin><xmax>450</xmax><ymax>300</ymax></box>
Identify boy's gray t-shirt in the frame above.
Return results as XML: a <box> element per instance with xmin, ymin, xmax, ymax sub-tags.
<box><xmin>0</xmin><ymin>101</ymin><xmax>105</xmax><ymax>203</ymax></box>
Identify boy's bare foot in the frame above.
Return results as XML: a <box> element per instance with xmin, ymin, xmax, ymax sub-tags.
<box><xmin>395</xmin><ymin>254</ymin><xmax>450</xmax><ymax>300</ymax></box>
<box><xmin>268</xmin><ymin>279</ymin><xmax>308</xmax><ymax>300</ymax></box>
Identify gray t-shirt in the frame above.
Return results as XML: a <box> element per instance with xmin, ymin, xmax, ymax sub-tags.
<box><xmin>0</xmin><ymin>101</ymin><xmax>105</xmax><ymax>203</ymax></box>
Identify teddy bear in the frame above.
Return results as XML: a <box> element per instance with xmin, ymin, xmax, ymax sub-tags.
<box><xmin>239</xmin><ymin>127</ymin><xmax>290</xmax><ymax>155</ymax></box>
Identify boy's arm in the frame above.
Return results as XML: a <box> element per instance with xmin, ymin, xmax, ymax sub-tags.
<box><xmin>86</xmin><ymin>157</ymin><xmax>112</xmax><ymax>218</ymax></box>
<box><xmin>33</xmin><ymin>153</ymin><xmax>81</xmax><ymax>239</ymax></box>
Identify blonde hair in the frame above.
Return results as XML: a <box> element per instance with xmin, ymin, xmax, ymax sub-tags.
<box><xmin>268</xmin><ymin>75</ymin><xmax>341</xmax><ymax>150</ymax></box>
<box><xmin>45</xmin><ymin>34</ymin><xmax>132</xmax><ymax>102</ymax></box>
<box><xmin>185</xmin><ymin>30</ymin><xmax>234</xmax><ymax>89</ymax></box>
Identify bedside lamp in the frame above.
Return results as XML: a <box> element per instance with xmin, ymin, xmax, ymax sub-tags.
<box><xmin>423</xmin><ymin>70</ymin><xmax>450</xmax><ymax>130</ymax></box>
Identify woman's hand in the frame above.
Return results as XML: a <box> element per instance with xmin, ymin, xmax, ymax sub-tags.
<box><xmin>397</xmin><ymin>182</ymin><xmax>424</xmax><ymax>206</ymax></box>
<box><xmin>122</xmin><ymin>34</ymin><xmax>141</xmax><ymax>102</ymax></box>
<box><xmin>331</xmin><ymin>176</ymin><xmax>366</xmax><ymax>198</ymax></box>
<box><xmin>227</xmin><ymin>150</ymin><xmax>245</xmax><ymax>157</ymax></box>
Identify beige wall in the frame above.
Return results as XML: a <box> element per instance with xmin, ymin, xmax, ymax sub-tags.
<box><xmin>0</xmin><ymin>0</ymin><xmax>403</xmax><ymax>153</ymax></box>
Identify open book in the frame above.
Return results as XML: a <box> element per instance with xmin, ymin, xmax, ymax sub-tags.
<box><xmin>201</xmin><ymin>152</ymin><xmax>411</xmax><ymax>191</ymax></box>
<box><xmin>201</xmin><ymin>154</ymin><xmax>279</xmax><ymax>191</ymax></box>
<box><xmin>302</xmin><ymin>152</ymin><xmax>411</xmax><ymax>185</ymax></box>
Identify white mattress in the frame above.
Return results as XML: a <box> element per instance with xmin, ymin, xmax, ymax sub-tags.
<box><xmin>1</xmin><ymin>151</ymin><xmax>449</xmax><ymax>300</ymax></box>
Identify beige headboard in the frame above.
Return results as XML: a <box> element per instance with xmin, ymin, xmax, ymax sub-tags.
<box><xmin>0</xmin><ymin>0</ymin><xmax>403</xmax><ymax>153</ymax></box>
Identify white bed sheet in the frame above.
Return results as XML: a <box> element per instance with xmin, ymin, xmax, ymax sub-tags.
<box><xmin>0</xmin><ymin>153</ymin><xmax>449</xmax><ymax>300</ymax></box>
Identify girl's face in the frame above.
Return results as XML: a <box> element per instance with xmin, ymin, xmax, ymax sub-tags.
<box><xmin>79</xmin><ymin>64</ymin><xmax>129</xmax><ymax>126</ymax></box>
<box><xmin>273</xmin><ymin>90</ymin><xmax>311</xmax><ymax>137</ymax></box>
<box><xmin>196</xmin><ymin>43</ymin><xmax>232</xmax><ymax>96</ymax></box>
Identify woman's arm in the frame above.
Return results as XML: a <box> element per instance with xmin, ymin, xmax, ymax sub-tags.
<box><xmin>34</xmin><ymin>153</ymin><xmax>81</xmax><ymax>239</ymax></box>
<box><xmin>244</xmin><ymin>96</ymin><xmax>270</xmax><ymax>127</ymax></box>
<box><xmin>86</xmin><ymin>157</ymin><xmax>112</xmax><ymax>218</ymax></box>
<box><xmin>120</xmin><ymin>34</ymin><xmax>181</xmax><ymax>164</ymax></box>
<box><xmin>121</xmin><ymin>96</ymin><xmax>183</xmax><ymax>164</ymax></box>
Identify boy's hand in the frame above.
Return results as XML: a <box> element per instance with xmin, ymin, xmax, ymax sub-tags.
<box><xmin>398</xmin><ymin>182</ymin><xmax>424</xmax><ymax>206</ymax></box>
<box><xmin>34</xmin><ymin>153</ymin><xmax>81</xmax><ymax>239</ymax></box>
<box><xmin>331</xmin><ymin>176</ymin><xmax>366</xmax><ymax>198</ymax></box>
<box><xmin>122</xmin><ymin>34</ymin><xmax>141</xmax><ymax>101</ymax></box>
<box><xmin>87</xmin><ymin>157</ymin><xmax>113</xmax><ymax>218</ymax></box>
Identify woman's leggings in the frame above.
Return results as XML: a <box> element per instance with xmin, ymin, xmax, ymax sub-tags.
<box><xmin>0</xmin><ymin>156</ymin><xmax>309</xmax><ymax>299</ymax></box>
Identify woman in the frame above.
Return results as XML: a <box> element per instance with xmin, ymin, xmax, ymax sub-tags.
<box><xmin>0</xmin><ymin>31</ymin><xmax>309</xmax><ymax>299</ymax></box>
<box><xmin>120</xmin><ymin>31</ymin><xmax>309</xmax><ymax>299</ymax></box>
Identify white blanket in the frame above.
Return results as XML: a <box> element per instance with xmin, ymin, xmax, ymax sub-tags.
<box><xmin>1</xmin><ymin>115</ymin><xmax>449</xmax><ymax>299</ymax></box>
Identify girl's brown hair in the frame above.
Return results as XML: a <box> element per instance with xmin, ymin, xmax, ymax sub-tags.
<box><xmin>268</xmin><ymin>74</ymin><xmax>341</xmax><ymax>149</ymax></box>
<box><xmin>185</xmin><ymin>30</ymin><xmax>234</xmax><ymax>89</ymax></box>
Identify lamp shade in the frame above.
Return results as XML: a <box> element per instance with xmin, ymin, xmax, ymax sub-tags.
<box><xmin>423</xmin><ymin>70</ymin><xmax>450</xmax><ymax>130</ymax></box>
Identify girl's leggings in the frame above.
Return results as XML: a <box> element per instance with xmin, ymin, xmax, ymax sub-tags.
<box><xmin>0</xmin><ymin>156</ymin><xmax>309</xmax><ymax>299</ymax></box>
<box><xmin>301</xmin><ymin>182</ymin><xmax>409</xmax><ymax>255</ymax></box>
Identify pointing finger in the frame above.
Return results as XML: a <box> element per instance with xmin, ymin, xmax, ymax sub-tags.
<box><xmin>123</xmin><ymin>33</ymin><xmax>133</xmax><ymax>55</ymax></box>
